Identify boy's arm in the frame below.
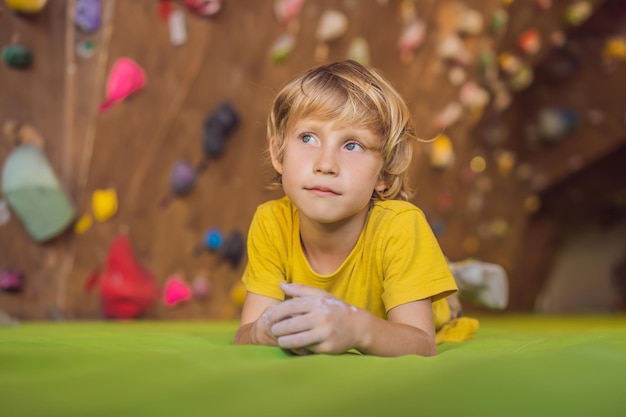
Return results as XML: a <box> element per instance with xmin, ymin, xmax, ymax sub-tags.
<box><xmin>269</xmin><ymin>283</ymin><xmax>437</xmax><ymax>357</ymax></box>
<box><xmin>358</xmin><ymin>299</ymin><xmax>437</xmax><ymax>357</ymax></box>
<box><xmin>233</xmin><ymin>292</ymin><xmax>281</xmax><ymax>346</ymax></box>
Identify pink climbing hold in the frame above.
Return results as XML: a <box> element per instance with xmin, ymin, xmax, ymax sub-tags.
<box><xmin>163</xmin><ymin>275</ymin><xmax>192</xmax><ymax>306</ymax></box>
<box><xmin>99</xmin><ymin>58</ymin><xmax>147</xmax><ymax>113</ymax></box>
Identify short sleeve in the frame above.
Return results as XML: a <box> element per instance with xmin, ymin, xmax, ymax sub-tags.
<box><xmin>381</xmin><ymin>209</ymin><xmax>457</xmax><ymax>311</ymax></box>
<box><xmin>241</xmin><ymin>204</ymin><xmax>288</xmax><ymax>300</ymax></box>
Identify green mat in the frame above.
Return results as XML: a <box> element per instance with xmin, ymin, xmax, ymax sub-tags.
<box><xmin>1</xmin><ymin>315</ymin><xmax>625</xmax><ymax>417</ymax></box>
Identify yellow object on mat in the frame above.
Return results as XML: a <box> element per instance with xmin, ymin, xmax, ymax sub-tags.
<box><xmin>436</xmin><ymin>317</ymin><xmax>480</xmax><ymax>344</ymax></box>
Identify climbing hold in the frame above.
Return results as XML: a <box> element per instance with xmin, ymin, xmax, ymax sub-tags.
<box><xmin>438</xmin><ymin>35</ymin><xmax>471</xmax><ymax>65</ymax></box>
<box><xmin>537</xmin><ymin>107</ymin><xmax>578</xmax><ymax>142</ymax></box>
<box><xmin>2</xmin><ymin>121</ymin><xmax>45</xmax><ymax>147</ymax></box>
<box><xmin>489</xmin><ymin>9</ymin><xmax>508</xmax><ymax>36</ymax></box>
<box><xmin>183</xmin><ymin>0</ymin><xmax>222</xmax><ymax>17</ymax></box>
<box><xmin>92</xmin><ymin>188</ymin><xmax>118</xmax><ymax>221</ymax></box>
<box><xmin>74</xmin><ymin>213</ymin><xmax>93</xmax><ymax>234</ymax></box>
<box><xmin>5</xmin><ymin>0</ymin><xmax>47</xmax><ymax>13</ymax></box>
<box><xmin>0</xmin><ymin>199</ymin><xmax>10</xmax><ymax>225</ymax></box>
<box><xmin>86</xmin><ymin>234</ymin><xmax>159</xmax><ymax>319</ymax></box>
<box><xmin>435</xmin><ymin>102</ymin><xmax>463</xmax><ymax>130</ymax></box>
<box><xmin>429</xmin><ymin>219</ymin><xmax>446</xmax><ymax>237</ymax></box>
<box><xmin>76</xmin><ymin>40</ymin><xmax>97</xmax><ymax>60</ymax></box>
<box><xmin>347</xmin><ymin>36</ymin><xmax>370</xmax><ymax>66</ymax></box>
<box><xmin>602</xmin><ymin>37</ymin><xmax>626</xmax><ymax>62</ymax></box>
<box><xmin>508</xmin><ymin>64</ymin><xmax>534</xmax><ymax>91</ymax></box>
<box><xmin>456</xmin><ymin>8</ymin><xmax>483</xmax><ymax>37</ymax></box>
<box><xmin>222</xmin><ymin>230</ymin><xmax>245</xmax><ymax>268</ymax></box>
<box><xmin>535</xmin><ymin>0</ymin><xmax>551</xmax><ymax>10</ymax></box>
<box><xmin>459</xmin><ymin>82</ymin><xmax>489</xmax><ymax>110</ymax></box>
<box><xmin>315</xmin><ymin>10</ymin><xmax>348</xmax><ymax>43</ymax></box>
<box><xmin>204</xmin><ymin>228</ymin><xmax>224</xmax><ymax>251</ymax></box>
<box><xmin>498</xmin><ymin>52</ymin><xmax>521</xmax><ymax>75</ymax></box>
<box><xmin>469</xmin><ymin>156</ymin><xmax>487</xmax><ymax>174</ymax></box>
<box><xmin>230</xmin><ymin>281</ymin><xmax>246</xmax><ymax>308</ymax></box>
<box><xmin>448</xmin><ymin>67</ymin><xmax>466</xmax><ymax>86</ymax></box>
<box><xmin>170</xmin><ymin>160</ymin><xmax>197</xmax><ymax>195</ymax></box>
<box><xmin>490</xmin><ymin>218</ymin><xmax>509</xmax><ymax>238</ymax></box>
<box><xmin>398</xmin><ymin>19</ymin><xmax>426</xmax><ymax>57</ymax></box>
<box><xmin>203</xmin><ymin>102</ymin><xmax>240</xmax><ymax>159</ymax></box>
<box><xmin>1</xmin><ymin>145</ymin><xmax>76</xmax><ymax>242</ymax></box>
<box><xmin>564</xmin><ymin>1</ymin><xmax>592</xmax><ymax>26</ymax></box>
<box><xmin>430</xmin><ymin>134</ymin><xmax>455</xmax><ymax>169</ymax></box>
<box><xmin>192</xmin><ymin>275</ymin><xmax>211</xmax><ymax>299</ymax></box>
<box><xmin>168</xmin><ymin>8</ymin><xmax>187</xmax><ymax>46</ymax></box>
<box><xmin>158</xmin><ymin>0</ymin><xmax>174</xmax><ymax>21</ymax></box>
<box><xmin>163</xmin><ymin>275</ymin><xmax>192</xmax><ymax>306</ymax></box>
<box><xmin>99</xmin><ymin>58</ymin><xmax>147</xmax><ymax>113</ymax></box>
<box><xmin>466</xmin><ymin>191</ymin><xmax>484</xmax><ymax>214</ymax></box>
<box><xmin>2</xmin><ymin>44</ymin><xmax>33</xmax><ymax>69</ymax></box>
<box><xmin>495</xmin><ymin>150</ymin><xmax>516</xmax><ymax>176</ymax></box>
<box><xmin>74</xmin><ymin>0</ymin><xmax>101</xmax><ymax>33</ymax></box>
<box><xmin>524</xmin><ymin>195</ymin><xmax>541</xmax><ymax>213</ymax></box>
<box><xmin>17</xmin><ymin>124</ymin><xmax>45</xmax><ymax>148</ymax></box>
<box><xmin>462</xmin><ymin>236</ymin><xmax>480</xmax><ymax>254</ymax></box>
<box><xmin>0</xmin><ymin>269</ymin><xmax>24</xmax><ymax>293</ymax></box>
<box><xmin>436</xmin><ymin>191</ymin><xmax>454</xmax><ymax>214</ymax></box>
<box><xmin>270</xmin><ymin>33</ymin><xmax>296</xmax><ymax>64</ymax></box>
<box><xmin>274</xmin><ymin>0</ymin><xmax>305</xmax><ymax>29</ymax></box>
<box><xmin>518</xmin><ymin>28</ymin><xmax>540</xmax><ymax>55</ymax></box>
<box><xmin>201</xmin><ymin>229</ymin><xmax>245</xmax><ymax>268</ymax></box>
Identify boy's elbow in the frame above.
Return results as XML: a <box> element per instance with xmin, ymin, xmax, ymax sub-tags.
<box><xmin>423</xmin><ymin>344</ymin><xmax>438</xmax><ymax>357</ymax></box>
<box><xmin>232</xmin><ymin>327</ymin><xmax>246</xmax><ymax>345</ymax></box>
<box><xmin>233</xmin><ymin>322</ymin><xmax>256</xmax><ymax>345</ymax></box>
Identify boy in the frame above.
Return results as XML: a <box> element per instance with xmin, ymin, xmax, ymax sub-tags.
<box><xmin>234</xmin><ymin>60</ymin><xmax>463</xmax><ymax>357</ymax></box>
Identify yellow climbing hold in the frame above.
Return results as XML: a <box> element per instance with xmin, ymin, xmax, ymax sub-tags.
<box><xmin>5</xmin><ymin>0</ymin><xmax>48</xmax><ymax>13</ymax></box>
<box><xmin>430</xmin><ymin>134</ymin><xmax>455</xmax><ymax>169</ymax></box>
<box><xmin>74</xmin><ymin>214</ymin><xmax>93</xmax><ymax>234</ymax></box>
<box><xmin>92</xmin><ymin>188</ymin><xmax>118</xmax><ymax>221</ymax></box>
<box><xmin>229</xmin><ymin>281</ymin><xmax>247</xmax><ymax>308</ymax></box>
<box><xmin>602</xmin><ymin>37</ymin><xmax>626</xmax><ymax>61</ymax></box>
<box><xmin>435</xmin><ymin>317</ymin><xmax>480</xmax><ymax>344</ymax></box>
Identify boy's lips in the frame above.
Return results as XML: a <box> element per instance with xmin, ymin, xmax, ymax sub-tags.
<box><xmin>305</xmin><ymin>186</ymin><xmax>340</xmax><ymax>196</ymax></box>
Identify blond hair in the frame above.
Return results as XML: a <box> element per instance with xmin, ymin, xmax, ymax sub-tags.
<box><xmin>267</xmin><ymin>60</ymin><xmax>416</xmax><ymax>200</ymax></box>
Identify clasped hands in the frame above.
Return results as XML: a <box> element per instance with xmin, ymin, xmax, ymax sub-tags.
<box><xmin>253</xmin><ymin>282</ymin><xmax>362</xmax><ymax>355</ymax></box>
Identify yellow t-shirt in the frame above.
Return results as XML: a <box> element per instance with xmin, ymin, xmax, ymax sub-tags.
<box><xmin>242</xmin><ymin>197</ymin><xmax>457</xmax><ymax>323</ymax></box>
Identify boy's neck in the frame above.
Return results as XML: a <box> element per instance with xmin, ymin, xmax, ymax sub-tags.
<box><xmin>298</xmin><ymin>208</ymin><xmax>369</xmax><ymax>275</ymax></box>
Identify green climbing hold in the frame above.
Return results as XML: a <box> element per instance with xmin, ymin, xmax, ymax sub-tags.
<box><xmin>2</xmin><ymin>44</ymin><xmax>33</xmax><ymax>69</ymax></box>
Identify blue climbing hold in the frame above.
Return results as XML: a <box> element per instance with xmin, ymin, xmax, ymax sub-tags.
<box><xmin>204</xmin><ymin>228</ymin><xmax>224</xmax><ymax>251</ymax></box>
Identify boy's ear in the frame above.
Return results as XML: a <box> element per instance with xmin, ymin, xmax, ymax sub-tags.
<box><xmin>375</xmin><ymin>178</ymin><xmax>387</xmax><ymax>194</ymax></box>
<box><xmin>269</xmin><ymin>137</ymin><xmax>283</xmax><ymax>174</ymax></box>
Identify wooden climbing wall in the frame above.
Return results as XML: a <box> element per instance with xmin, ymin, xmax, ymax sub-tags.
<box><xmin>1</xmin><ymin>0</ymin><xmax>624</xmax><ymax>319</ymax></box>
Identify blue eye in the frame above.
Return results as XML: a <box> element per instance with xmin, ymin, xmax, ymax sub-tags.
<box><xmin>345</xmin><ymin>142</ymin><xmax>363</xmax><ymax>151</ymax></box>
<box><xmin>301</xmin><ymin>134</ymin><xmax>314</xmax><ymax>144</ymax></box>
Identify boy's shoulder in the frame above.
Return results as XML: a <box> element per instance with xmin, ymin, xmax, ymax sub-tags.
<box><xmin>255</xmin><ymin>196</ymin><xmax>295</xmax><ymax>221</ymax></box>
<box><xmin>372</xmin><ymin>199</ymin><xmax>424</xmax><ymax>216</ymax></box>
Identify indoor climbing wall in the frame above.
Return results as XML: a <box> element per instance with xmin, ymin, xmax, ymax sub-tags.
<box><xmin>1</xmin><ymin>0</ymin><xmax>624</xmax><ymax>320</ymax></box>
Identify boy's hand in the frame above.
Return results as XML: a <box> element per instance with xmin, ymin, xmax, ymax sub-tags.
<box><xmin>265</xmin><ymin>282</ymin><xmax>363</xmax><ymax>354</ymax></box>
<box><xmin>249</xmin><ymin>306</ymin><xmax>281</xmax><ymax>346</ymax></box>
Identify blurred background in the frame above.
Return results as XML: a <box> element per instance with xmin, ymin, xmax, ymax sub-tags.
<box><xmin>1</xmin><ymin>0</ymin><xmax>625</xmax><ymax>322</ymax></box>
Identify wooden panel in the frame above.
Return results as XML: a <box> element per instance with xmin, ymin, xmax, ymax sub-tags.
<box><xmin>2</xmin><ymin>0</ymin><xmax>623</xmax><ymax>319</ymax></box>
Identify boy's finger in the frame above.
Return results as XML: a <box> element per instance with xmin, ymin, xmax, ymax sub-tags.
<box><xmin>271</xmin><ymin>313</ymin><xmax>315</xmax><ymax>337</ymax></box>
<box><xmin>266</xmin><ymin>298</ymin><xmax>313</xmax><ymax>323</ymax></box>
<box><xmin>277</xmin><ymin>329</ymin><xmax>324</xmax><ymax>350</ymax></box>
<box><xmin>280</xmin><ymin>282</ymin><xmax>329</xmax><ymax>298</ymax></box>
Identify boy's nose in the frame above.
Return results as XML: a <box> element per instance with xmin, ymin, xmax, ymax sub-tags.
<box><xmin>314</xmin><ymin>147</ymin><xmax>338</xmax><ymax>175</ymax></box>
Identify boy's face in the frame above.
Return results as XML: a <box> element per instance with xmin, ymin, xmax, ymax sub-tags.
<box><xmin>271</xmin><ymin>117</ymin><xmax>386</xmax><ymax>226</ymax></box>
